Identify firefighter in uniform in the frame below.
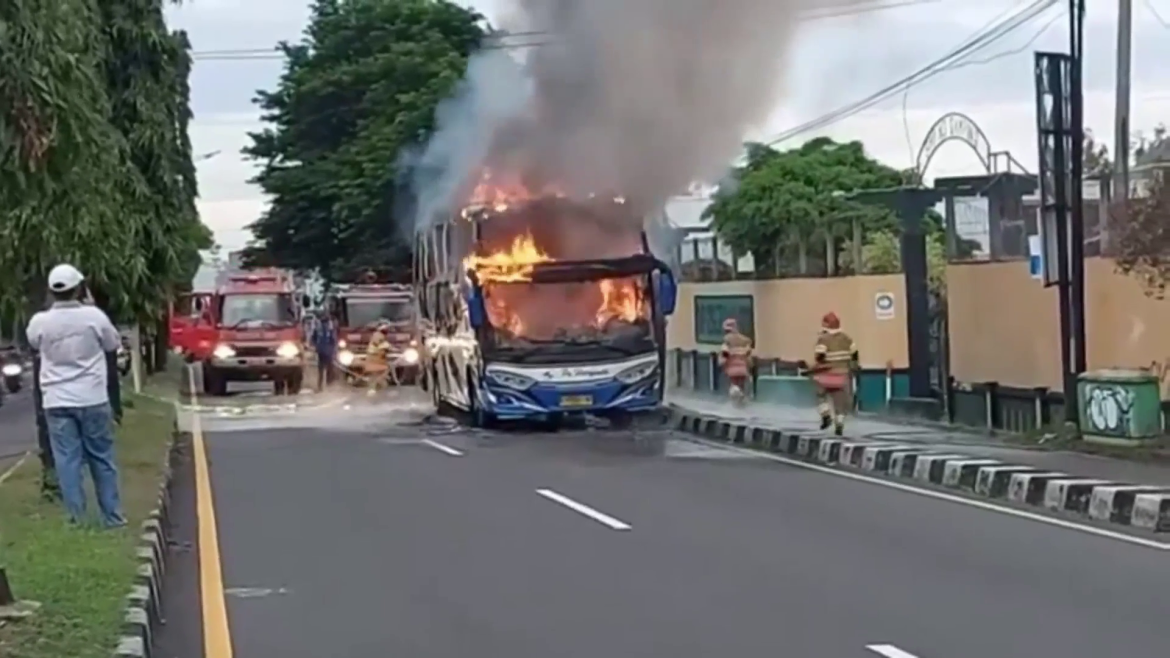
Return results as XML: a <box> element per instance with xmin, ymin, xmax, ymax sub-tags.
<box><xmin>718</xmin><ymin>318</ymin><xmax>753</xmax><ymax>406</ymax></box>
<box><xmin>810</xmin><ymin>312</ymin><xmax>857</xmax><ymax>435</ymax></box>
<box><xmin>364</xmin><ymin>322</ymin><xmax>392</xmax><ymax>395</ymax></box>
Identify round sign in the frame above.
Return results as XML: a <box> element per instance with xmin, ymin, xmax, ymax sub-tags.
<box><xmin>875</xmin><ymin>294</ymin><xmax>893</xmax><ymax>310</ymax></box>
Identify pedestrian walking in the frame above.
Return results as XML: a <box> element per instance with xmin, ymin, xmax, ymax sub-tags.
<box><xmin>312</xmin><ymin>315</ymin><xmax>338</xmax><ymax>391</ymax></box>
<box><xmin>26</xmin><ymin>264</ymin><xmax>126</xmax><ymax>527</ymax></box>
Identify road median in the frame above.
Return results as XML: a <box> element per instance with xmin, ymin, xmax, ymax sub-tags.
<box><xmin>669</xmin><ymin>400</ymin><xmax>1170</xmax><ymax>536</ymax></box>
<box><xmin>0</xmin><ymin>393</ymin><xmax>184</xmax><ymax>658</ymax></box>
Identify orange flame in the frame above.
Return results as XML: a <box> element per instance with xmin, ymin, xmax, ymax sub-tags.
<box><xmin>462</xmin><ymin>232</ymin><xmax>552</xmax><ymax>283</ymax></box>
<box><xmin>463</xmin><ymin>230</ymin><xmax>646</xmax><ymax>338</ymax></box>
<box><xmin>463</xmin><ymin>168</ymin><xmax>564</xmax><ymax>214</ymax></box>
<box><xmin>597</xmin><ymin>278</ymin><xmax>642</xmax><ymax>325</ymax></box>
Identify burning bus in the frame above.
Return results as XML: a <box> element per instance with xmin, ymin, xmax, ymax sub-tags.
<box><xmin>414</xmin><ymin>174</ymin><xmax>677</xmax><ymax>427</ymax></box>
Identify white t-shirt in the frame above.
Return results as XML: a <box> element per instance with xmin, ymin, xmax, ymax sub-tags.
<box><xmin>27</xmin><ymin>302</ymin><xmax>121</xmax><ymax>409</ymax></box>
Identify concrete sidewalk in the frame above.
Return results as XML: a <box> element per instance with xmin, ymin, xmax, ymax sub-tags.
<box><xmin>669</xmin><ymin>390</ymin><xmax>1170</xmax><ymax>487</ymax></box>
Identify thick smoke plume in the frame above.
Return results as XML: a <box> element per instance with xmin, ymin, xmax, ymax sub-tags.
<box><xmin>404</xmin><ymin>0</ymin><xmax>867</xmax><ymax>230</ymax></box>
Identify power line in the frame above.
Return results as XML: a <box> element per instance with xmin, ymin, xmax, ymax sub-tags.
<box><xmin>766</xmin><ymin>0</ymin><xmax>1059</xmax><ymax>145</ymax></box>
<box><xmin>1144</xmin><ymin>0</ymin><xmax>1170</xmax><ymax>27</ymax></box>
<box><xmin>188</xmin><ymin>0</ymin><xmax>947</xmax><ymax>61</ymax></box>
<box><xmin>900</xmin><ymin>5</ymin><xmax>1063</xmax><ymax>165</ymax></box>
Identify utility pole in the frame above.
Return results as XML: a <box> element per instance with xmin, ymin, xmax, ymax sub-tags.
<box><xmin>1066</xmin><ymin>0</ymin><xmax>1088</xmax><ymax>421</ymax></box>
<box><xmin>1113</xmin><ymin>0</ymin><xmax>1133</xmax><ymax>204</ymax></box>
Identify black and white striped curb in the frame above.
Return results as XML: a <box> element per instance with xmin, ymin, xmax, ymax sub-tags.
<box><xmin>114</xmin><ymin>420</ymin><xmax>187</xmax><ymax>658</ymax></box>
<box><xmin>671</xmin><ymin>410</ymin><xmax>1170</xmax><ymax>533</ymax></box>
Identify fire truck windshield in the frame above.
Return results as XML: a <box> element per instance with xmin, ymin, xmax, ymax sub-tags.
<box><xmin>343</xmin><ymin>298</ymin><xmax>412</xmax><ymax>328</ymax></box>
<box><xmin>220</xmin><ymin>293</ymin><xmax>296</xmax><ymax>328</ymax></box>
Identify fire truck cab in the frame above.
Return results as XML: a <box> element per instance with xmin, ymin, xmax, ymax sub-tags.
<box><xmin>325</xmin><ymin>279</ymin><xmax>419</xmax><ymax>384</ymax></box>
<box><xmin>200</xmin><ymin>269</ymin><xmax>307</xmax><ymax>396</ymax></box>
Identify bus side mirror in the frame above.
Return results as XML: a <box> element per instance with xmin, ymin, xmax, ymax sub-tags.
<box><xmin>656</xmin><ymin>271</ymin><xmax>677</xmax><ymax>316</ymax></box>
<box><xmin>466</xmin><ymin>288</ymin><xmax>487</xmax><ymax>329</ymax></box>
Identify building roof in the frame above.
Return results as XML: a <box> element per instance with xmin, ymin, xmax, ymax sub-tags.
<box><xmin>1134</xmin><ymin>139</ymin><xmax>1170</xmax><ymax>171</ymax></box>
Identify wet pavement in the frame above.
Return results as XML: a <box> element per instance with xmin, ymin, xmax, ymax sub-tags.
<box><xmin>670</xmin><ymin>390</ymin><xmax>1170</xmax><ymax>487</ymax></box>
<box><xmin>153</xmin><ymin>386</ymin><xmax>1170</xmax><ymax>658</ymax></box>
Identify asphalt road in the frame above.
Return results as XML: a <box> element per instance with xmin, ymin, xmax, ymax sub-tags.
<box><xmin>158</xmin><ymin>399</ymin><xmax>1170</xmax><ymax>658</ymax></box>
<box><xmin>0</xmin><ymin>378</ymin><xmax>36</xmax><ymax>460</ymax></box>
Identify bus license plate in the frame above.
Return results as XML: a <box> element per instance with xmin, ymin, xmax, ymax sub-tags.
<box><xmin>560</xmin><ymin>394</ymin><xmax>593</xmax><ymax>407</ymax></box>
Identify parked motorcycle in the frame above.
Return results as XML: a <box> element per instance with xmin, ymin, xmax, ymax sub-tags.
<box><xmin>1</xmin><ymin>358</ymin><xmax>23</xmax><ymax>393</ymax></box>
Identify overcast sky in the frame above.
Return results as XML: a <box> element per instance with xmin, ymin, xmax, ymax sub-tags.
<box><xmin>169</xmin><ymin>0</ymin><xmax>1170</xmax><ymax>250</ymax></box>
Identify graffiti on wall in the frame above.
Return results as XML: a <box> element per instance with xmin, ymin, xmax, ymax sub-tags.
<box><xmin>1084</xmin><ymin>383</ymin><xmax>1135</xmax><ymax>437</ymax></box>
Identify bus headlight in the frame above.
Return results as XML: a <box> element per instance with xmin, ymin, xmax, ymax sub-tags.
<box><xmin>337</xmin><ymin>350</ymin><xmax>355</xmax><ymax>366</ymax></box>
<box><xmin>213</xmin><ymin>344</ymin><xmax>235</xmax><ymax>359</ymax></box>
<box><xmin>2</xmin><ymin>364</ymin><xmax>21</xmax><ymax>377</ymax></box>
<box><xmin>276</xmin><ymin>342</ymin><xmax>300</xmax><ymax>358</ymax></box>
<box><xmin>486</xmin><ymin>369</ymin><xmax>535</xmax><ymax>390</ymax></box>
<box><xmin>616</xmin><ymin>361</ymin><xmax>657</xmax><ymax>384</ymax></box>
<box><xmin>401</xmin><ymin>347</ymin><xmax>419</xmax><ymax>364</ymax></box>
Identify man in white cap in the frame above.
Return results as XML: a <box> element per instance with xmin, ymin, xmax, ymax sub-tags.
<box><xmin>25</xmin><ymin>264</ymin><xmax>126</xmax><ymax>527</ymax></box>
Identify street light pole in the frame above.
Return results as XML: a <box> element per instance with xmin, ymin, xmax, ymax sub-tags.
<box><xmin>1113</xmin><ymin>0</ymin><xmax>1133</xmax><ymax>205</ymax></box>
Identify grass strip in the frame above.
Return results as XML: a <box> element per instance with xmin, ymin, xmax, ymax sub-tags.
<box><xmin>0</xmin><ymin>393</ymin><xmax>175</xmax><ymax>658</ymax></box>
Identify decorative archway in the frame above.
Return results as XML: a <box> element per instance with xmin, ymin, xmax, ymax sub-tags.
<box><xmin>914</xmin><ymin>112</ymin><xmax>1028</xmax><ymax>178</ymax></box>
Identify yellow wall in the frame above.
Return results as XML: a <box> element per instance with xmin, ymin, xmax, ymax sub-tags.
<box><xmin>668</xmin><ymin>275</ymin><xmax>909</xmax><ymax>368</ymax></box>
<box><xmin>948</xmin><ymin>257</ymin><xmax>1170</xmax><ymax>393</ymax></box>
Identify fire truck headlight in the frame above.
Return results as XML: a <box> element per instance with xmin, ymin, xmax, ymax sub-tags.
<box><xmin>213</xmin><ymin>344</ymin><xmax>235</xmax><ymax>359</ymax></box>
<box><xmin>337</xmin><ymin>350</ymin><xmax>355</xmax><ymax>366</ymax></box>
<box><xmin>615</xmin><ymin>361</ymin><xmax>657</xmax><ymax>384</ymax></box>
<box><xmin>401</xmin><ymin>347</ymin><xmax>419</xmax><ymax>364</ymax></box>
<box><xmin>338</xmin><ymin>339</ymin><xmax>347</xmax><ymax>349</ymax></box>
<box><xmin>276</xmin><ymin>342</ymin><xmax>300</xmax><ymax>358</ymax></box>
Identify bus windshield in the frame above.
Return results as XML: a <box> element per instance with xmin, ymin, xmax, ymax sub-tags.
<box><xmin>482</xmin><ymin>274</ymin><xmax>655</xmax><ymax>363</ymax></box>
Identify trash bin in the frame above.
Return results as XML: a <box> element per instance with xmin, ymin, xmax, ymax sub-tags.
<box><xmin>1078</xmin><ymin>369</ymin><xmax>1162</xmax><ymax>444</ymax></box>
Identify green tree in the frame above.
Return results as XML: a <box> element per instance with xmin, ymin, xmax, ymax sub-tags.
<box><xmin>1132</xmin><ymin>123</ymin><xmax>1168</xmax><ymax>162</ymax></box>
<box><xmin>703</xmin><ymin>138</ymin><xmax>914</xmax><ymax>276</ymax></box>
<box><xmin>243</xmin><ymin>0</ymin><xmax>485</xmax><ymax>282</ymax></box>
<box><xmin>840</xmin><ymin>229</ymin><xmax>948</xmax><ymax>294</ymax></box>
<box><xmin>1112</xmin><ymin>168</ymin><xmax>1170</xmax><ymax>298</ymax></box>
<box><xmin>0</xmin><ymin>0</ymin><xmax>138</xmax><ymax>325</ymax></box>
<box><xmin>0</xmin><ymin>0</ymin><xmax>207</xmax><ymax>355</ymax></box>
<box><xmin>99</xmin><ymin>0</ymin><xmax>211</xmax><ymax>367</ymax></box>
<box><xmin>1083</xmin><ymin>128</ymin><xmax>1112</xmax><ymax>177</ymax></box>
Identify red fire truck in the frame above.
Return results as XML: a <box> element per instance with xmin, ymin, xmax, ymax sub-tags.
<box><xmin>325</xmin><ymin>280</ymin><xmax>419</xmax><ymax>384</ymax></box>
<box><xmin>174</xmin><ymin>269</ymin><xmax>307</xmax><ymax>396</ymax></box>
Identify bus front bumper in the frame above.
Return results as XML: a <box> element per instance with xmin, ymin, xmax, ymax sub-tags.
<box><xmin>479</xmin><ymin>377</ymin><xmax>662</xmax><ymax>420</ymax></box>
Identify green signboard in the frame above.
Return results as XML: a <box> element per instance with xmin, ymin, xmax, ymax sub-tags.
<box><xmin>694</xmin><ymin>294</ymin><xmax>754</xmax><ymax>344</ymax></box>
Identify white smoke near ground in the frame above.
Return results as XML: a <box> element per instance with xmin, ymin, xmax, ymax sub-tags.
<box><xmin>403</xmin><ymin>0</ymin><xmax>870</xmax><ymax>230</ymax></box>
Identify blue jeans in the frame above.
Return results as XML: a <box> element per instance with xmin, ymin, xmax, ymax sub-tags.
<box><xmin>46</xmin><ymin>404</ymin><xmax>126</xmax><ymax>527</ymax></box>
